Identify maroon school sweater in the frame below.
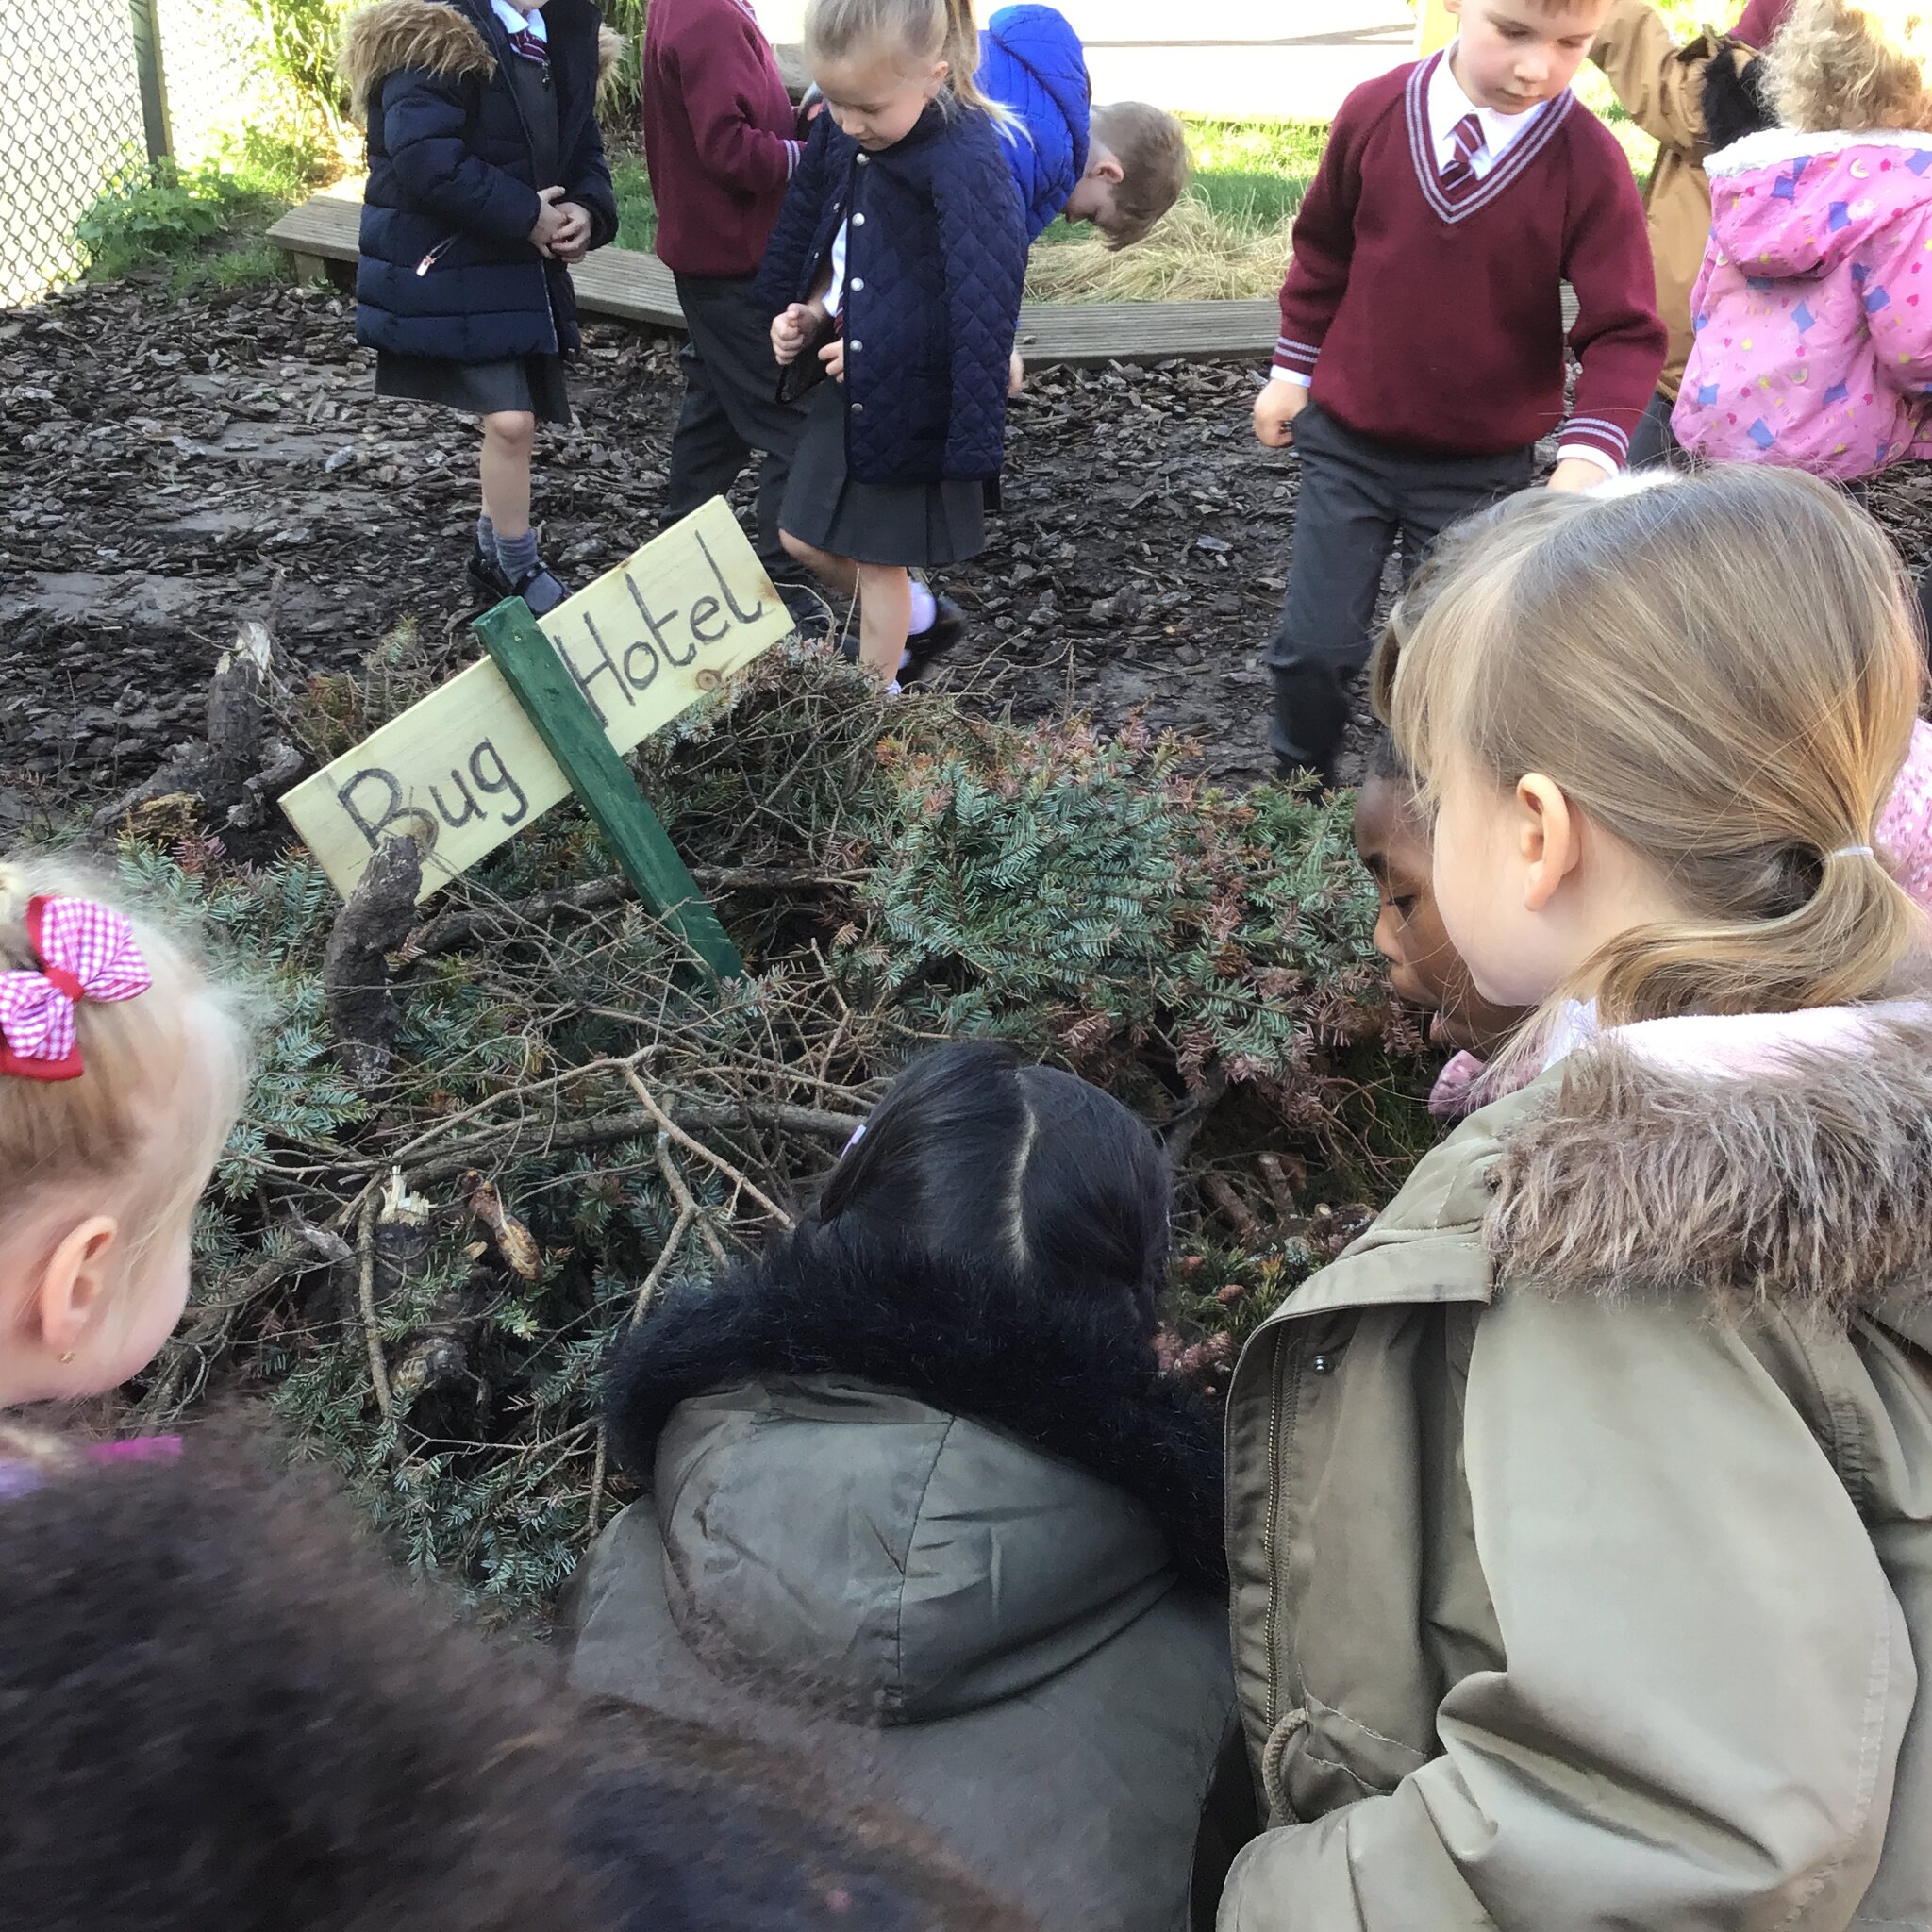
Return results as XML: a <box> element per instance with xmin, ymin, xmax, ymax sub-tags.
<box><xmin>642</xmin><ymin>0</ymin><xmax>802</xmax><ymax>277</ymax></box>
<box><xmin>1274</xmin><ymin>55</ymin><xmax>1666</xmax><ymax>466</ymax></box>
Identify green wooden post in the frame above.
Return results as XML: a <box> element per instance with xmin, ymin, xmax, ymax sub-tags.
<box><xmin>475</xmin><ymin>597</ymin><xmax>745</xmax><ymax>982</ymax></box>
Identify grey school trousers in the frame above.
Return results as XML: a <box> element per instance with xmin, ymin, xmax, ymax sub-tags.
<box><xmin>1268</xmin><ymin>399</ymin><xmax>1534</xmax><ymax>783</ymax></box>
<box><xmin>663</xmin><ymin>271</ymin><xmax>806</xmax><ymax>576</ymax></box>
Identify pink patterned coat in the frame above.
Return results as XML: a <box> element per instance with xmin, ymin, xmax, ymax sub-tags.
<box><xmin>1674</xmin><ymin>128</ymin><xmax>1932</xmax><ymax>480</ymax></box>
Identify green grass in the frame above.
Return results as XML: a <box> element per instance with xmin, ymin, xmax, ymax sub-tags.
<box><xmin>75</xmin><ymin>126</ymin><xmax>339</xmax><ymax>289</ymax></box>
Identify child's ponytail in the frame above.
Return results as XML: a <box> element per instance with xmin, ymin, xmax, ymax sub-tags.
<box><xmin>1388</xmin><ymin>468</ymin><xmax>1928</xmax><ymax>1026</ymax></box>
<box><xmin>935</xmin><ymin>0</ymin><xmax>1013</xmax><ymax>126</ymax></box>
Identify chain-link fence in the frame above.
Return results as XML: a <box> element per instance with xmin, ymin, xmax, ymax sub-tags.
<box><xmin>0</xmin><ymin>0</ymin><xmax>291</xmax><ymax>308</ymax></box>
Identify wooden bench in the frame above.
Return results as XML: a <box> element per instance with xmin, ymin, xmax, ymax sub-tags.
<box><xmin>266</xmin><ymin>190</ymin><xmax>1282</xmax><ymax>368</ymax></box>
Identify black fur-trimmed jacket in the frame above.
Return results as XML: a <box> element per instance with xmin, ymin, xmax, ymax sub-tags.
<box><xmin>341</xmin><ymin>0</ymin><xmax>620</xmax><ymax>360</ymax></box>
<box><xmin>569</xmin><ymin>1233</ymin><xmax>1241</xmax><ymax>1932</ymax></box>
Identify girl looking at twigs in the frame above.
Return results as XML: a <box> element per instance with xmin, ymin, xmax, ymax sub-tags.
<box><xmin>0</xmin><ymin>859</ymin><xmax>249</xmax><ymax>1450</ymax></box>
<box><xmin>759</xmin><ymin>0</ymin><xmax>1028</xmax><ymax>689</ymax></box>
<box><xmin>1222</xmin><ymin>467</ymin><xmax>1932</xmax><ymax>1930</ymax></box>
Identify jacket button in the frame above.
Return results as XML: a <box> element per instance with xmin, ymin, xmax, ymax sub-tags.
<box><xmin>1310</xmin><ymin>1353</ymin><xmax>1334</xmax><ymax>1374</ymax></box>
<box><xmin>857</xmin><ymin>153</ymin><xmax>870</xmax><ymax>165</ymax></box>
<box><xmin>853</xmin><ymin>211</ymin><xmax>866</xmax><ymax>225</ymax></box>
<box><xmin>849</xmin><ymin>340</ymin><xmax>862</xmax><ymax>352</ymax></box>
<box><xmin>851</xmin><ymin>400</ymin><xmax>864</xmax><ymax>414</ymax></box>
<box><xmin>850</xmin><ymin>276</ymin><xmax>864</xmax><ymax>291</ymax></box>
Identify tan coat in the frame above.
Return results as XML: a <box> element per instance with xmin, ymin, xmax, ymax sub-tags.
<box><xmin>1220</xmin><ymin>1015</ymin><xmax>1932</xmax><ymax>1930</ymax></box>
<box><xmin>1590</xmin><ymin>0</ymin><xmax>1747</xmax><ymax>400</ymax></box>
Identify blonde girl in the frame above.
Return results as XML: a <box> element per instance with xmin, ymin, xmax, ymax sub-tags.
<box><xmin>758</xmin><ymin>0</ymin><xmax>1027</xmax><ymax>688</ymax></box>
<box><xmin>1220</xmin><ymin>467</ymin><xmax>1932</xmax><ymax>1931</ymax></box>
<box><xmin>0</xmin><ymin>859</ymin><xmax>249</xmax><ymax>1454</ymax></box>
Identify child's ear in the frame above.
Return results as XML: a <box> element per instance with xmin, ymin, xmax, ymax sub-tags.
<box><xmin>32</xmin><ymin>1216</ymin><xmax>121</xmax><ymax>1361</ymax></box>
<box><xmin>1516</xmin><ymin>774</ymin><xmax>1581</xmax><ymax>912</ymax></box>
<box><xmin>1086</xmin><ymin>152</ymin><xmax>1126</xmax><ymax>185</ymax></box>
<box><xmin>927</xmin><ymin>58</ymin><xmax>950</xmax><ymax>95</ymax></box>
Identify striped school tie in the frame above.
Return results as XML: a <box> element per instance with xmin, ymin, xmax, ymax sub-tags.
<box><xmin>508</xmin><ymin>25</ymin><xmax>548</xmax><ymax>63</ymax></box>
<box><xmin>1441</xmin><ymin>112</ymin><xmax>1484</xmax><ymax>192</ymax></box>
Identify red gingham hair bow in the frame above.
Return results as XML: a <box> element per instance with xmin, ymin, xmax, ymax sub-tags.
<box><xmin>0</xmin><ymin>895</ymin><xmax>153</xmax><ymax>1083</ymax></box>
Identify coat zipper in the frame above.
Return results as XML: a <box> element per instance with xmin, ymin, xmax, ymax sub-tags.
<box><xmin>415</xmin><ymin>235</ymin><xmax>458</xmax><ymax>275</ymax></box>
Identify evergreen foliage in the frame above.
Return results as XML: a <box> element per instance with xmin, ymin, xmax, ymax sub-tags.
<box><xmin>113</xmin><ymin>649</ymin><xmax>1430</xmax><ymax>1620</ymax></box>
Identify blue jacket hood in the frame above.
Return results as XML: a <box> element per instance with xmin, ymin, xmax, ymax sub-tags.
<box><xmin>975</xmin><ymin>4</ymin><xmax>1091</xmax><ymax>242</ymax></box>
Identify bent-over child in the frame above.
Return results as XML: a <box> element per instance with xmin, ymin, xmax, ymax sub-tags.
<box><xmin>569</xmin><ymin>1041</ymin><xmax>1239</xmax><ymax>1932</ymax></box>
<box><xmin>975</xmin><ymin>5</ymin><xmax>1188</xmax><ymax>248</ymax></box>
<box><xmin>343</xmin><ymin>0</ymin><xmax>619</xmax><ymax>615</ymax></box>
<box><xmin>1254</xmin><ymin>0</ymin><xmax>1666</xmax><ymax>786</ymax></box>
<box><xmin>1222</xmin><ymin>465</ymin><xmax>1932</xmax><ymax>1930</ymax></box>
<box><xmin>761</xmin><ymin>0</ymin><xmax>1027</xmax><ymax>688</ymax></box>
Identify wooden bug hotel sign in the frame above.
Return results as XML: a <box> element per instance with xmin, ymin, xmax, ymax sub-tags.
<box><xmin>280</xmin><ymin>498</ymin><xmax>791</xmax><ymax>979</ymax></box>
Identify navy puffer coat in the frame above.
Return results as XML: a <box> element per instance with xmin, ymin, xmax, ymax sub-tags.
<box><xmin>755</xmin><ymin>103</ymin><xmax>1026</xmax><ymax>485</ymax></box>
<box><xmin>341</xmin><ymin>0</ymin><xmax>619</xmax><ymax>360</ymax></box>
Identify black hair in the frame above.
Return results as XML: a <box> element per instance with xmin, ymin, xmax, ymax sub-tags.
<box><xmin>0</xmin><ymin>1429</ymin><xmax>1024</xmax><ymax>1932</ymax></box>
<box><xmin>1363</xmin><ymin>727</ymin><xmax>1414</xmax><ymax>790</ymax></box>
<box><xmin>811</xmin><ymin>1041</ymin><xmax>1171</xmax><ymax>1332</ymax></box>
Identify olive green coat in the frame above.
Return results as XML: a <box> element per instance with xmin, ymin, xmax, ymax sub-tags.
<box><xmin>1221</xmin><ymin>1017</ymin><xmax>1932</xmax><ymax>1930</ymax></box>
<box><xmin>567</xmin><ymin>1247</ymin><xmax>1240</xmax><ymax>1932</ymax></box>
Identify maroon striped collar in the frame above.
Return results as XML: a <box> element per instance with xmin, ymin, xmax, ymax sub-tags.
<box><xmin>1405</xmin><ymin>51</ymin><xmax>1573</xmax><ymax>225</ymax></box>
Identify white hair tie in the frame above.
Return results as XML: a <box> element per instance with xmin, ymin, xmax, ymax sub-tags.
<box><xmin>1830</xmin><ymin>844</ymin><xmax>1875</xmax><ymax>860</ymax></box>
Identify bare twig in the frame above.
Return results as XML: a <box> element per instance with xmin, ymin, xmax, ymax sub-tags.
<box><xmin>621</xmin><ymin>1068</ymin><xmax>795</xmax><ymax>1229</ymax></box>
<box><xmin>1203</xmin><ymin>1173</ymin><xmax>1261</xmax><ymax>1241</ymax></box>
<box><xmin>357</xmin><ymin>1192</ymin><xmax>394</xmax><ymax>1419</ymax></box>
<box><xmin>1257</xmin><ymin>1152</ymin><xmax>1300</xmax><ymax>1224</ymax></box>
<box><xmin>656</xmin><ymin>1136</ymin><xmax>727</xmax><ymax>1264</ymax></box>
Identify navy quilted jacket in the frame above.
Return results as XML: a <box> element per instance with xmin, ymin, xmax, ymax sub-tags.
<box><xmin>755</xmin><ymin>103</ymin><xmax>1025</xmax><ymax>485</ymax></box>
<box><xmin>976</xmin><ymin>5</ymin><xmax>1091</xmax><ymax>243</ymax></box>
<box><xmin>345</xmin><ymin>0</ymin><xmax>618</xmax><ymax>361</ymax></box>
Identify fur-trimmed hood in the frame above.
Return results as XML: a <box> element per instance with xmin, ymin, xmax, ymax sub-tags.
<box><xmin>608</xmin><ymin>1230</ymin><xmax>1226</xmax><ymax>1591</ymax></box>
<box><xmin>1490</xmin><ymin>1005</ymin><xmax>1932</xmax><ymax>1320</ymax></box>
<box><xmin>341</xmin><ymin>0</ymin><xmax>625</xmax><ymax>119</ymax></box>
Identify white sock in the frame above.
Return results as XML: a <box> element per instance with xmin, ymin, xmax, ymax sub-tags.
<box><xmin>908</xmin><ymin>580</ymin><xmax>938</xmax><ymax>634</ymax></box>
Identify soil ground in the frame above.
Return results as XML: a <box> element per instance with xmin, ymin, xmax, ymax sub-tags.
<box><xmin>0</xmin><ymin>275</ymin><xmax>1302</xmax><ymax>827</ymax></box>
<box><xmin>8</xmin><ymin>275</ymin><xmax>1932</xmax><ymax>833</ymax></box>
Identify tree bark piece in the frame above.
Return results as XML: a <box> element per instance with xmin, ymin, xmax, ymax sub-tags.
<box><xmin>324</xmin><ymin>833</ymin><xmax>424</xmax><ymax>1083</ymax></box>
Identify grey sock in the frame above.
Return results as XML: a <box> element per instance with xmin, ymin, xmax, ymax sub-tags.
<box><xmin>495</xmin><ymin>527</ymin><xmax>538</xmax><ymax>578</ymax></box>
<box><xmin>476</xmin><ymin>512</ymin><xmax>495</xmax><ymax>553</ymax></box>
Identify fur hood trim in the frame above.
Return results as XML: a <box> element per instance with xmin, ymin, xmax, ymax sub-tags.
<box><xmin>341</xmin><ymin>3</ymin><xmax>626</xmax><ymax>119</ymax></box>
<box><xmin>605</xmin><ymin>1229</ymin><xmax>1228</xmax><ymax>1591</ymax></box>
<box><xmin>342</xmin><ymin>0</ymin><xmax>492</xmax><ymax>118</ymax></box>
<box><xmin>1489</xmin><ymin>1009</ymin><xmax>1932</xmax><ymax>1316</ymax></box>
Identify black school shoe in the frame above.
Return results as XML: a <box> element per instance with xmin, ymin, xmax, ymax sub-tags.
<box><xmin>506</xmin><ymin>560</ymin><xmax>569</xmax><ymax>617</ymax></box>
<box><xmin>467</xmin><ymin>536</ymin><xmax>513</xmax><ymax>601</ymax></box>
<box><xmin>900</xmin><ymin>595</ymin><xmax>966</xmax><ymax>685</ymax></box>
<box><xmin>840</xmin><ymin>595</ymin><xmax>967</xmax><ymax>681</ymax></box>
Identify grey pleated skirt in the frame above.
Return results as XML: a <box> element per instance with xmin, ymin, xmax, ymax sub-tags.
<box><xmin>779</xmin><ymin>378</ymin><xmax>986</xmax><ymax>568</ymax></box>
<box><xmin>375</xmin><ymin>351</ymin><xmax>572</xmax><ymax>425</ymax></box>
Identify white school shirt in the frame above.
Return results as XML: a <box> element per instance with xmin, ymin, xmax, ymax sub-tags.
<box><xmin>491</xmin><ymin>0</ymin><xmax>546</xmax><ymax>35</ymax></box>
<box><xmin>1272</xmin><ymin>46</ymin><xmax>1614</xmax><ymax>477</ymax></box>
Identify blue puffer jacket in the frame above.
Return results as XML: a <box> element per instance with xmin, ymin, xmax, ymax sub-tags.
<box><xmin>755</xmin><ymin>104</ymin><xmax>1025</xmax><ymax>485</ymax></box>
<box><xmin>341</xmin><ymin>0</ymin><xmax>619</xmax><ymax>361</ymax></box>
<box><xmin>975</xmin><ymin>5</ymin><xmax>1091</xmax><ymax>243</ymax></box>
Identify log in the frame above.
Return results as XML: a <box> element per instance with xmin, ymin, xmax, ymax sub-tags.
<box><xmin>323</xmin><ymin>834</ymin><xmax>424</xmax><ymax>1083</ymax></box>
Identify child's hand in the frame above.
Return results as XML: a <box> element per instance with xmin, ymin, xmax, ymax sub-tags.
<box><xmin>772</xmin><ymin>302</ymin><xmax>820</xmax><ymax>366</ymax></box>
<box><xmin>1253</xmin><ymin>378</ymin><xmax>1308</xmax><ymax>448</ymax></box>
<box><xmin>528</xmin><ymin>185</ymin><xmax>570</xmax><ymax>256</ymax></box>
<box><xmin>1008</xmin><ymin>349</ymin><xmax>1025</xmax><ymax>396</ymax></box>
<box><xmin>549</xmin><ymin>200</ymin><xmax>593</xmax><ymax>263</ymax></box>
<box><xmin>1547</xmin><ymin>458</ymin><xmax>1606</xmax><ymax>492</ymax></box>
<box><xmin>820</xmin><ymin>335</ymin><xmax>846</xmax><ymax>384</ymax></box>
